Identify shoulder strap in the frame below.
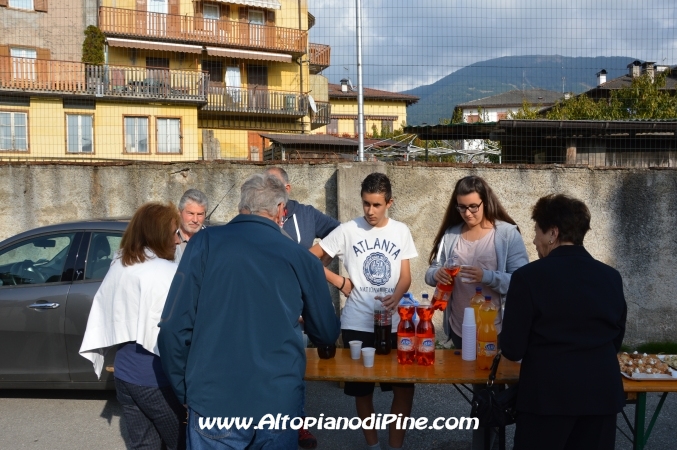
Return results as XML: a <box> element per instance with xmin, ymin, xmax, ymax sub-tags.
<box><xmin>487</xmin><ymin>350</ymin><xmax>502</xmax><ymax>387</ymax></box>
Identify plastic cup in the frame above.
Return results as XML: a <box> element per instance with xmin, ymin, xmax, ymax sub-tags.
<box><xmin>463</xmin><ymin>307</ymin><xmax>476</xmax><ymax>325</ymax></box>
<box><xmin>349</xmin><ymin>340</ymin><xmax>363</xmax><ymax>360</ymax></box>
<box><xmin>361</xmin><ymin>347</ymin><xmax>376</xmax><ymax>367</ymax></box>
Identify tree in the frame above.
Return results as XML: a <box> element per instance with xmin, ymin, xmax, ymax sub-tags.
<box><xmin>82</xmin><ymin>26</ymin><xmax>105</xmax><ymax>65</ymax></box>
<box><xmin>545</xmin><ymin>71</ymin><xmax>677</xmax><ymax>120</ymax></box>
<box><xmin>508</xmin><ymin>100</ymin><xmax>541</xmax><ymax>119</ymax></box>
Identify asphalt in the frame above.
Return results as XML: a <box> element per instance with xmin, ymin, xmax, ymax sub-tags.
<box><xmin>0</xmin><ymin>383</ymin><xmax>674</xmax><ymax>449</ymax></box>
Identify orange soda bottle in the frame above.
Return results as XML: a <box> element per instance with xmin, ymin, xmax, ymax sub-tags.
<box><xmin>469</xmin><ymin>287</ymin><xmax>484</xmax><ymax>327</ymax></box>
<box><xmin>476</xmin><ymin>296</ymin><xmax>498</xmax><ymax>370</ymax></box>
<box><xmin>415</xmin><ymin>304</ymin><xmax>435</xmax><ymax>366</ymax></box>
<box><xmin>432</xmin><ymin>255</ymin><xmax>459</xmax><ymax>311</ymax></box>
<box><xmin>397</xmin><ymin>304</ymin><xmax>416</xmax><ymax>365</ymax></box>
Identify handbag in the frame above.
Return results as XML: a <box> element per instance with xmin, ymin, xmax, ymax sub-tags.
<box><xmin>470</xmin><ymin>350</ymin><xmax>519</xmax><ymax>428</ymax></box>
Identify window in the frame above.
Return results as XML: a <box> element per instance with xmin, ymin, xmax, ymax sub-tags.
<box><xmin>0</xmin><ymin>111</ymin><xmax>28</xmax><ymax>151</ymax></box>
<box><xmin>466</xmin><ymin>114</ymin><xmax>480</xmax><ymax>124</ymax></box>
<box><xmin>10</xmin><ymin>47</ymin><xmax>36</xmax><ymax>80</ymax></box>
<box><xmin>66</xmin><ymin>114</ymin><xmax>93</xmax><ymax>153</ymax></box>
<box><xmin>0</xmin><ymin>233</ymin><xmax>75</xmax><ymax>286</ymax></box>
<box><xmin>202</xmin><ymin>60</ymin><xmax>223</xmax><ymax>83</ymax></box>
<box><xmin>203</xmin><ymin>3</ymin><xmax>219</xmax><ymax>19</ymax></box>
<box><xmin>157</xmin><ymin>118</ymin><xmax>181</xmax><ymax>153</ymax></box>
<box><xmin>381</xmin><ymin>120</ymin><xmax>394</xmax><ymax>135</ymax></box>
<box><xmin>327</xmin><ymin>118</ymin><xmax>338</xmax><ymax>135</ymax></box>
<box><xmin>84</xmin><ymin>233</ymin><xmax>122</xmax><ymax>280</ymax></box>
<box><xmin>9</xmin><ymin>0</ymin><xmax>33</xmax><ymax>10</ymax></box>
<box><xmin>124</xmin><ymin>117</ymin><xmax>149</xmax><ymax>153</ymax></box>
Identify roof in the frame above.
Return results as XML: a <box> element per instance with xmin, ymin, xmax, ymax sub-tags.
<box><xmin>585</xmin><ymin>72</ymin><xmax>677</xmax><ymax>96</ymax></box>
<box><xmin>259</xmin><ymin>133</ymin><xmax>358</xmax><ymax>147</ymax></box>
<box><xmin>404</xmin><ymin>119</ymin><xmax>677</xmax><ymax>140</ymax></box>
<box><xmin>328</xmin><ymin>84</ymin><xmax>419</xmax><ymax>106</ymax></box>
<box><xmin>456</xmin><ymin>89</ymin><xmax>564</xmax><ymax>109</ymax></box>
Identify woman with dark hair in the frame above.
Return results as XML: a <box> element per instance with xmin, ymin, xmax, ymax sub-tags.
<box><xmin>425</xmin><ymin>175</ymin><xmax>529</xmax><ymax>348</ymax></box>
<box><xmin>502</xmin><ymin>194</ymin><xmax>627</xmax><ymax>450</ymax></box>
<box><xmin>80</xmin><ymin>202</ymin><xmax>186</xmax><ymax>450</ymax></box>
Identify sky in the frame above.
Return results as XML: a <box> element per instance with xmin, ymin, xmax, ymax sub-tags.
<box><xmin>308</xmin><ymin>0</ymin><xmax>677</xmax><ymax>92</ymax></box>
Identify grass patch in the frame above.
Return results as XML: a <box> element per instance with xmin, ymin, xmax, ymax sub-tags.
<box><xmin>635</xmin><ymin>341</ymin><xmax>677</xmax><ymax>354</ymax></box>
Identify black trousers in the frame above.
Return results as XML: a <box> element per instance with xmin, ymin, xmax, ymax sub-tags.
<box><xmin>115</xmin><ymin>378</ymin><xmax>186</xmax><ymax>450</ymax></box>
<box><xmin>513</xmin><ymin>412</ymin><xmax>617</xmax><ymax>450</ymax></box>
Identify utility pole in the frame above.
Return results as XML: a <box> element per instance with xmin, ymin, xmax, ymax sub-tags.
<box><xmin>356</xmin><ymin>0</ymin><xmax>365</xmax><ymax>162</ymax></box>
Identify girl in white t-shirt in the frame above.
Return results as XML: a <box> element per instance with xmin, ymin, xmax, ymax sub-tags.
<box><xmin>311</xmin><ymin>173</ymin><xmax>417</xmax><ymax>450</ymax></box>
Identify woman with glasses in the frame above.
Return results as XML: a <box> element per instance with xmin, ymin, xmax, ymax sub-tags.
<box><xmin>425</xmin><ymin>175</ymin><xmax>529</xmax><ymax>349</ymax></box>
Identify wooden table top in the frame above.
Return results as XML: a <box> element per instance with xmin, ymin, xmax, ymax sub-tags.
<box><xmin>305</xmin><ymin>349</ymin><xmax>677</xmax><ymax>393</ymax></box>
<box><xmin>305</xmin><ymin>349</ymin><xmax>520</xmax><ymax>384</ymax></box>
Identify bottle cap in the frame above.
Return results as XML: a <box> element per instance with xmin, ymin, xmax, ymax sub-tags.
<box><xmin>422</xmin><ymin>293</ymin><xmax>429</xmax><ymax>299</ymax></box>
<box><xmin>484</xmin><ymin>295</ymin><xmax>492</xmax><ymax>301</ymax></box>
<box><xmin>475</xmin><ymin>286</ymin><xmax>482</xmax><ymax>293</ymax></box>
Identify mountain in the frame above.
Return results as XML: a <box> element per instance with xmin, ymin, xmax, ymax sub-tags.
<box><xmin>403</xmin><ymin>55</ymin><xmax>637</xmax><ymax>125</ymax></box>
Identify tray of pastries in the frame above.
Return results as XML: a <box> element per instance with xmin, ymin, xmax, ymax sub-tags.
<box><xmin>618</xmin><ymin>352</ymin><xmax>677</xmax><ymax>380</ymax></box>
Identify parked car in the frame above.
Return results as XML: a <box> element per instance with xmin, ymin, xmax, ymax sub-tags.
<box><xmin>0</xmin><ymin>219</ymin><xmax>129</xmax><ymax>389</ymax></box>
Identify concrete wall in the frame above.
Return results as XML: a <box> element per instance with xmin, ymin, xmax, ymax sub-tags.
<box><xmin>0</xmin><ymin>161</ymin><xmax>673</xmax><ymax>346</ymax></box>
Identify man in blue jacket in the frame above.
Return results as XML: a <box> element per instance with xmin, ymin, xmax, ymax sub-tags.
<box><xmin>266</xmin><ymin>166</ymin><xmax>340</xmax><ymax>449</ymax></box>
<box><xmin>266</xmin><ymin>167</ymin><xmax>340</xmax><ymax>249</ymax></box>
<box><xmin>158</xmin><ymin>172</ymin><xmax>340</xmax><ymax>449</ymax></box>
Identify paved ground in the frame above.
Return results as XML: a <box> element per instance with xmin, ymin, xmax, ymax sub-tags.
<box><xmin>0</xmin><ymin>382</ymin><xmax>675</xmax><ymax>449</ymax></box>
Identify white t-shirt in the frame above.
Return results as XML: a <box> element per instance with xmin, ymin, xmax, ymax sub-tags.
<box><xmin>320</xmin><ymin>216</ymin><xmax>418</xmax><ymax>332</ymax></box>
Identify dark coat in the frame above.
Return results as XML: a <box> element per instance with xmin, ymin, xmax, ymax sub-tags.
<box><xmin>501</xmin><ymin>245</ymin><xmax>627</xmax><ymax>416</ymax></box>
<box><xmin>158</xmin><ymin>214</ymin><xmax>340</xmax><ymax>419</ymax></box>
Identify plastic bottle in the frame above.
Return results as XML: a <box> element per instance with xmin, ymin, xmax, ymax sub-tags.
<box><xmin>415</xmin><ymin>304</ymin><xmax>435</xmax><ymax>366</ymax></box>
<box><xmin>414</xmin><ymin>293</ymin><xmax>427</xmax><ymax>328</ymax></box>
<box><xmin>476</xmin><ymin>296</ymin><xmax>498</xmax><ymax>370</ymax></box>
<box><xmin>432</xmin><ymin>255</ymin><xmax>459</xmax><ymax>311</ymax></box>
<box><xmin>397</xmin><ymin>301</ymin><xmax>416</xmax><ymax>365</ymax></box>
<box><xmin>374</xmin><ymin>299</ymin><xmax>392</xmax><ymax>355</ymax></box>
<box><xmin>469</xmin><ymin>287</ymin><xmax>484</xmax><ymax>327</ymax></box>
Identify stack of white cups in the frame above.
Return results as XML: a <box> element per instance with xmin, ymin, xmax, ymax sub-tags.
<box><xmin>461</xmin><ymin>307</ymin><xmax>477</xmax><ymax>361</ymax></box>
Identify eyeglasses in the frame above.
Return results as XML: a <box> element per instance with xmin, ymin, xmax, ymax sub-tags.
<box><xmin>456</xmin><ymin>201</ymin><xmax>483</xmax><ymax>213</ymax></box>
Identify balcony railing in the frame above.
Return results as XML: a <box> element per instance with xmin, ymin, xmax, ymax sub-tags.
<box><xmin>310</xmin><ymin>101</ymin><xmax>331</xmax><ymax>128</ymax></box>
<box><xmin>0</xmin><ymin>56</ymin><xmax>208</xmax><ymax>102</ymax></box>
<box><xmin>203</xmin><ymin>86</ymin><xmax>307</xmax><ymax>117</ymax></box>
<box><xmin>309</xmin><ymin>43</ymin><xmax>330</xmax><ymax>73</ymax></box>
<box><xmin>99</xmin><ymin>7</ymin><xmax>307</xmax><ymax>55</ymax></box>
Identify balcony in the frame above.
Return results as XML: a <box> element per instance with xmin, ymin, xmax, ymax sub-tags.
<box><xmin>310</xmin><ymin>101</ymin><xmax>331</xmax><ymax>129</ymax></box>
<box><xmin>0</xmin><ymin>56</ymin><xmax>208</xmax><ymax>103</ymax></box>
<box><xmin>309</xmin><ymin>43</ymin><xmax>330</xmax><ymax>74</ymax></box>
<box><xmin>203</xmin><ymin>86</ymin><xmax>307</xmax><ymax>117</ymax></box>
<box><xmin>99</xmin><ymin>7</ymin><xmax>307</xmax><ymax>55</ymax></box>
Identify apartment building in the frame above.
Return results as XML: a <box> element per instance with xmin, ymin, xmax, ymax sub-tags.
<box><xmin>0</xmin><ymin>0</ymin><xmax>331</xmax><ymax>160</ymax></box>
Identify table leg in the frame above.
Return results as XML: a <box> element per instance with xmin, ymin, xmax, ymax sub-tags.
<box><xmin>633</xmin><ymin>392</ymin><xmax>646</xmax><ymax>450</ymax></box>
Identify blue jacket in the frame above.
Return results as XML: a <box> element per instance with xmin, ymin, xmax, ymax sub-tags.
<box><xmin>282</xmin><ymin>199</ymin><xmax>340</xmax><ymax>249</ymax></box>
<box><xmin>424</xmin><ymin>220</ymin><xmax>529</xmax><ymax>337</ymax></box>
<box><xmin>158</xmin><ymin>214</ymin><xmax>340</xmax><ymax>419</ymax></box>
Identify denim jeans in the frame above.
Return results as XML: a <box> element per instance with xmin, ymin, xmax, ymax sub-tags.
<box><xmin>187</xmin><ymin>407</ymin><xmax>297</xmax><ymax>450</ymax></box>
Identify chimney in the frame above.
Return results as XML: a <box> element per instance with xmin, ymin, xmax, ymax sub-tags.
<box><xmin>596</xmin><ymin>69</ymin><xmax>607</xmax><ymax>86</ymax></box>
<box><xmin>628</xmin><ymin>60</ymin><xmax>641</xmax><ymax>78</ymax></box>
<box><xmin>340</xmin><ymin>78</ymin><xmax>349</xmax><ymax>93</ymax></box>
<box><xmin>641</xmin><ymin>61</ymin><xmax>655</xmax><ymax>81</ymax></box>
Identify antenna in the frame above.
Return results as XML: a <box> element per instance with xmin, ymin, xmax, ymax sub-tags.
<box><xmin>205</xmin><ymin>183</ymin><xmax>237</xmax><ymax>224</ymax></box>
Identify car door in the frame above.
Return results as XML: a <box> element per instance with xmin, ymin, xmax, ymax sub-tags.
<box><xmin>65</xmin><ymin>231</ymin><xmax>123</xmax><ymax>383</ymax></box>
<box><xmin>0</xmin><ymin>232</ymin><xmax>80</xmax><ymax>382</ymax></box>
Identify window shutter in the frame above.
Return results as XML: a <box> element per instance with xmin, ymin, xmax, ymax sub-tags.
<box><xmin>0</xmin><ymin>0</ymin><xmax>8</xmax><ymax>8</ymax></box>
<box><xmin>266</xmin><ymin>11</ymin><xmax>275</xmax><ymax>25</ymax></box>
<box><xmin>239</xmin><ymin>6</ymin><xmax>247</xmax><ymax>21</ymax></box>
<box><xmin>36</xmin><ymin>48</ymin><xmax>51</xmax><ymax>60</ymax></box>
<box><xmin>221</xmin><ymin>4</ymin><xmax>229</xmax><ymax>19</ymax></box>
<box><xmin>193</xmin><ymin>0</ymin><xmax>203</xmax><ymax>30</ymax></box>
<box><xmin>0</xmin><ymin>45</ymin><xmax>9</xmax><ymax>57</ymax></box>
<box><xmin>34</xmin><ymin>0</ymin><xmax>48</xmax><ymax>12</ymax></box>
<box><xmin>136</xmin><ymin>0</ymin><xmax>146</xmax><ymax>12</ymax></box>
<box><xmin>168</xmin><ymin>0</ymin><xmax>179</xmax><ymax>15</ymax></box>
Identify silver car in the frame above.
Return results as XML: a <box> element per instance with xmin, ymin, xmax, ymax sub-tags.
<box><xmin>0</xmin><ymin>219</ymin><xmax>128</xmax><ymax>389</ymax></box>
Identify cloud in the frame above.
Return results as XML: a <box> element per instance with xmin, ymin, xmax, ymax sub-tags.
<box><xmin>308</xmin><ymin>0</ymin><xmax>677</xmax><ymax>91</ymax></box>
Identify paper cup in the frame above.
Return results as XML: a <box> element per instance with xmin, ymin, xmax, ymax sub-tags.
<box><xmin>361</xmin><ymin>347</ymin><xmax>376</xmax><ymax>367</ymax></box>
<box><xmin>461</xmin><ymin>323</ymin><xmax>477</xmax><ymax>361</ymax></box>
<box><xmin>349</xmin><ymin>340</ymin><xmax>363</xmax><ymax>360</ymax></box>
<box><xmin>463</xmin><ymin>307</ymin><xmax>475</xmax><ymax>325</ymax></box>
